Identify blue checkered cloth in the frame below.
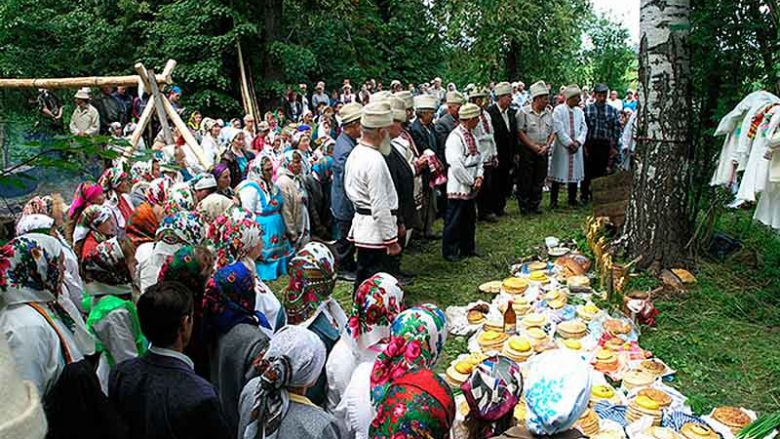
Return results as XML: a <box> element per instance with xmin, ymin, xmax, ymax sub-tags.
<box><xmin>662</xmin><ymin>410</ymin><xmax>709</xmax><ymax>432</ymax></box>
<box><xmin>584</xmin><ymin>102</ymin><xmax>621</xmax><ymax>143</ymax></box>
<box><xmin>594</xmin><ymin>400</ymin><xmax>628</xmax><ymax>427</ymax></box>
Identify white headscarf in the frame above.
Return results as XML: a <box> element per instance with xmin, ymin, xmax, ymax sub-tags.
<box><xmin>524</xmin><ymin>350</ymin><xmax>592</xmax><ymax>435</ymax></box>
<box><xmin>243</xmin><ymin>325</ymin><xmax>326</xmax><ymax>439</ymax></box>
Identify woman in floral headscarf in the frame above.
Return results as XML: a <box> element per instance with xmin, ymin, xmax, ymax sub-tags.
<box><xmin>208</xmin><ymin>207</ymin><xmax>284</xmax><ymax>328</ymax></box>
<box><xmin>338</xmin><ymin>304</ymin><xmax>448</xmax><ymax>439</ymax></box>
<box><xmin>236</xmin><ymin>153</ymin><xmax>294</xmax><ymax>281</ymax></box>
<box><xmin>98</xmin><ymin>166</ymin><xmax>133</xmax><ymax>230</ymax></box>
<box><xmin>65</xmin><ymin>181</ymin><xmax>105</xmax><ymax>244</ymax></box>
<box><xmin>130</xmin><ymin>160</ymin><xmax>154</xmax><ymax>185</ymax></box>
<box><xmin>326</xmin><ymin>273</ymin><xmax>403</xmax><ymax>413</ymax></box>
<box><xmin>460</xmin><ymin>356</ymin><xmax>524</xmax><ymax>439</ymax></box>
<box><xmin>127</xmin><ymin>177</ymin><xmax>170</xmax><ymax>249</ymax></box>
<box><xmin>506</xmin><ymin>350</ymin><xmax>590</xmax><ymax>439</ymax></box>
<box><xmin>203</xmin><ymin>262</ymin><xmax>271</xmax><ymax>434</ymax></box>
<box><xmin>82</xmin><ymin>237</ymin><xmax>147</xmax><ymax>394</ymax></box>
<box><xmin>283</xmin><ymin>242</ymin><xmax>346</xmax><ymax>407</ymax></box>
<box><xmin>162</xmin><ymin>182</ymin><xmax>196</xmax><ymax>216</ymax></box>
<box><xmin>275</xmin><ymin>149</ymin><xmax>310</xmax><ymax>248</ymax></box>
<box><xmin>73</xmin><ymin>204</ymin><xmax>116</xmax><ymax>261</ymax></box>
<box><xmin>0</xmin><ymin>233</ymin><xmax>86</xmax><ymax>397</ymax></box>
<box><xmin>369</xmin><ymin>367</ymin><xmax>455</xmax><ymax>439</ymax></box>
<box><xmin>137</xmin><ymin>211</ymin><xmax>204</xmax><ymax>293</ymax></box>
<box><xmin>238</xmin><ymin>325</ymin><xmax>339</xmax><ymax>439</ymax></box>
<box><xmin>157</xmin><ymin>245</ymin><xmax>214</xmax><ymax>377</ymax></box>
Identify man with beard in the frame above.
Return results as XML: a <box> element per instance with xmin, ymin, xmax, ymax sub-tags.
<box><xmin>344</xmin><ymin>102</ymin><xmax>402</xmax><ymax>289</ymax></box>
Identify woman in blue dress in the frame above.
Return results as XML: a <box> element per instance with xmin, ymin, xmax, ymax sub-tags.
<box><xmin>236</xmin><ymin>152</ymin><xmax>294</xmax><ymax>281</ymax></box>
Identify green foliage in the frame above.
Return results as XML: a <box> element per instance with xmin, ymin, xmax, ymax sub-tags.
<box><xmin>582</xmin><ymin>16</ymin><xmax>638</xmax><ymax>92</ymax></box>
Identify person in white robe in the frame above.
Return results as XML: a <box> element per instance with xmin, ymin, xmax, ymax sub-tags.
<box><xmin>344</xmin><ymin>102</ymin><xmax>402</xmax><ymax>290</ymax></box>
<box><xmin>550</xmin><ymin>84</ymin><xmax>588</xmax><ymax>207</ymax></box>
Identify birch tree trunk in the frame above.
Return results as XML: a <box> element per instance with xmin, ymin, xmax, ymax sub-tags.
<box><xmin>625</xmin><ymin>0</ymin><xmax>693</xmax><ymax>271</ymax></box>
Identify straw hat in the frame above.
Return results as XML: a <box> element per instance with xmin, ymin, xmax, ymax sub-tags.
<box><xmin>459</xmin><ymin>103</ymin><xmax>480</xmax><ymax>120</ymax></box>
<box><xmin>414</xmin><ymin>95</ymin><xmax>438</xmax><ymax>111</ymax></box>
<box><xmin>563</xmin><ymin>84</ymin><xmax>582</xmax><ymax>100</ymax></box>
<box><xmin>394</xmin><ymin>90</ymin><xmax>414</xmax><ymax>109</ymax></box>
<box><xmin>339</xmin><ymin>102</ymin><xmax>363</xmax><ymax>125</ymax></box>
<box><xmin>73</xmin><ymin>88</ymin><xmax>91</xmax><ymax>100</ymax></box>
<box><xmin>361</xmin><ymin>102</ymin><xmax>393</xmax><ymax>129</ymax></box>
<box><xmin>530</xmin><ymin>81</ymin><xmax>549</xmax><ymax>99</ymax></box>
<box><xmin>388</xmin><ymin>96</ymin><xmax>407</xmax><ymax>123</ymax></box>
<box><xmin>446</xmin><ymin>91</ymin><xmax>465</xmax><ymax>105</ymax></box>
<box><xmin>494</xmin><ymin>81</ymin><xmax>512</xmax><ymax>96</ymax></box>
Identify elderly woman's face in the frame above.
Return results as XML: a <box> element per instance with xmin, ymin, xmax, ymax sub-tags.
<box><xmin>97</xmin><ymin>217</ymin><xmax>117</xmax><ymax>236</ymax></box>
<box><xmin>291</xmin><ymin>153</ymin><xmax>303</xmax><ymax>175</ymax></box>
<box><xmin>218</xmin><ymin>169</ymin><xmax>231</xmax><ymax>188</ymax></box>
<box><xmin>210</xmin><ymin>124</ymin><xmax>221</xmax><ymax>137</ymax></box>
<box><xmin>262</xmin><ymin>160</ymin><xmax>273</xmax><ymax>181</ymax></box>
<box><xmin>117</xmin><ymin>177</ymin><xmax>131</xmax><ymax>194</ymax></box>
<box><xmin>232</xmin><ymin>133</ymin><xmax>245</xmax><ymax>149</ymax></box>
<box><xmin>298</xmin><ymin>136</ymin><xmax>311</xmax><ymax>151</ymax></box>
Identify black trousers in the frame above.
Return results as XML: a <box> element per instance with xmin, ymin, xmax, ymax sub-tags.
<box><xmin>354</xmin><ymin>247</ymin><xmax>390</xmax><ymax>291</ymax></box>
<box><xmin>517</xmin><ymin>149</ymin><xmax>549</xmax><ymax>212</ymax></box>
<box><xmin>477</xmin><ymin>165</ymin><xmax>499</xmax><ymax>218</ymax></box>
<box><xmin>582</xmin><ymin>139</ymin><xmax>611</xmax><ymax>202</ymax></box>
<box><xmin>334</xmin><ymin>219</ymin><xmax>356</xmax><ymax>272</ymax></box>
<box><xmin>442</xmin><ymin>198</ymin><xmax>476</xmax><ymax>259</ymax></box>
<box><xmin>495</xmin><ymin>162</ymin><xmax>511</xmax><ymax>214</ymax></box>
<box><xmin>550</xmin><ymin>182</ymin><xmax>578</xmax><ymax>206</ymax></box>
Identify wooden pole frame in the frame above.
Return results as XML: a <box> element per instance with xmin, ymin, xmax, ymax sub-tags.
<box><xmin>0</xmin><ymin>59</ymin><xmax>177</xmax><ymax>90</ymax></box>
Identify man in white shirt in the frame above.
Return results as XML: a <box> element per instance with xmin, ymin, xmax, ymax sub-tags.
<box><xmin>550</xmin><ymin>85</ymin><xmax>588</xmax><ymax>208</ymax></box>
<box><xmin>442</xmin><ymin>103</ymin><xmax>484</xmax><ymax>262</ymax></box>
<box><xmin>607</xmin><ymin>90</ymin><xmax>624</xmax><ymax>111</ymax></box>
<box><xmin>344</xmin><ymin>102</ymin><xmax>402</xmax><ymax>290</ymax></box>
<box><xmin>469</xmin><ymin>88</ymin><xmax>499</xmax><ymax>222</ymax></box>
<box><xmin>69</xmin><ymin>88</ymin><xmax>100</xmax><ymax>137</ymax></box>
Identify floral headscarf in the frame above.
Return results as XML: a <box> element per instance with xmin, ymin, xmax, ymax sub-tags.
<box><xmin>207</xmin><ymin>207</ymin><xmax>263</xmax><ymax>269</ymax></box>
<box><xmin>462</xmin><ymin>356</ymin><xmax>524</xmax><ymax>437</ymax></box>
<box><xmin>0</xmin><ymin>233</ymin><xmax>63</xmax><ymax>304</ymax></box>
<box><xmin>15</xmin><ymin>214</ymin><xmax>54</xmax><ymax>236</ymax></box>
<box><xmin>73</xmin><ymin>204</ymin><xmax>113</xmax><ymax>244</ymax></box>
<box><xmin>68</xmin><ymin>182</ymin><xmax>104</xmax><ymax>219</ymax></box>
<box><xmin>370</xmin><ymin>304</ymin><xmax>448</xmax><ymax>408</ymax></box>
<box><xmin>126</xmin><ymin>203</ymin><xmax>159</xmax><ymax>246</ymax></box>
<box><xmin>155</xmin><ymin>211</ymin><xmax>204</xmax><ymax>246</ymax></box>
<box><xmin>196</xmin><ymin>193</ymin><xmax>235</xmax><ymax>224</ymax></box>
<box><xmin>130</xmin><ymin>160</ymin><xmax>154</xmax><ymax>184</ymax></box>
<box><xmin>282</xmin><ymin>149</ymin><xmax>308</xmax><ymax>177</ymax></box>
<box><xmin>158</xmin><ymin>246</ymin><xmax>213</xmax><ymax>304</ymax></box>
<box><xmin>244</xmin><ymin>325</ymin><xmax>326</xmax><ymax>439</ymax></box>
<box><xmin>162</xmin><ymin>182</ymin><xmax>196</xmax><ymax>216</ymax></box>
<box><xmin>22</xmin><ymin>196</ymin><xmax>55</xmax><ymax>217</ymax></box>
<box><xmin>145</xmin><ymin>177</ymin><xmax>171</xmax><ymax>207</ymax></box>
<box><xmin>203</xmin><ymin>262</ymin><xmax>270</xmax><ymax>334</ymax></box>
<box><xmin>284</xmin><ymin>242</ymin><xmax>338</xmax><ymax>325</ymax></box>
<box><xmin>524</xmin><ymin>350</ymin><xmax>592</xmax><ymax>436</ymax></box>
<box><xmin>369</xmin><ymin>368</ymin><xmax>455</xmax><ymax>439</ymax></box>
<box><xmin>81</xmin><ymin>237</ymin><xmax>132</xmax><ymax>292</ymax></box>
<box><xmin>347</xmin><ymin>273</ymin><xmax>404</xmax><ymax>352</ymax></box>
<box><xmin>98</xmin><ymin>167</ymin><xmax>128</xmax><ymax>193</ymax></box>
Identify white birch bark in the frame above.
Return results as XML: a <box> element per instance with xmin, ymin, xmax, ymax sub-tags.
<box><xmin>625</xmin><ymin>0</ymin><xmax>694</xmax><ymax>270</ymax></box>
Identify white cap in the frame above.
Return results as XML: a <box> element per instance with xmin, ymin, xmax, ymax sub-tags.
<box><xmin>361</xmin><ymin>102</ymin><xmax>394</xmax><ymax>129</ymax></box>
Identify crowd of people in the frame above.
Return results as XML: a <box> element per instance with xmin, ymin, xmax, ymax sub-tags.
<box><xmin>1</xmin><ymin>77</ymin><xmax>638</xmax><ymax>439</ymax></box>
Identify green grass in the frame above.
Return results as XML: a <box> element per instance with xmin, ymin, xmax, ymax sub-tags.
<box><xmin>268</xmin><ymin>202</ymin><xmax>780</xmax><ymax>415</ymax></box>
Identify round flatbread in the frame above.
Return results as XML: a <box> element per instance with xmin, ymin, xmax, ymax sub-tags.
<box><xmin>478</xmin><ymin>280</ymin><xmax>502</xmax><ymax>294</ymax></box>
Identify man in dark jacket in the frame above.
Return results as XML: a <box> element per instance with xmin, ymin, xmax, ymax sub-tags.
<box><xmin>409</xmin><ymin>94</ymin><xmax>442</xmax><ymax>239</ymax></box>
<box><xmin>330</xmin><ymin>102</ymin><xmax>363</xmax><ymax>280</ymax></box>
<box><xmin>92</xmin><ymin>85</ymin><xmax>126</xmax><ymax>134</ymax></box>
<box><xmin>385</xmin><ymin>97</ymin><xmax>420</xmax><ymax>283</ymax></box>
<box><xmin>487</xmin><ymin>81</ymin><xmax>519</xmax><ymax>216</ymax></box>
<box><xmin>109</xmin><ymin>282</ymin><xmax>230</xmax><ymax>439</ymax></box>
